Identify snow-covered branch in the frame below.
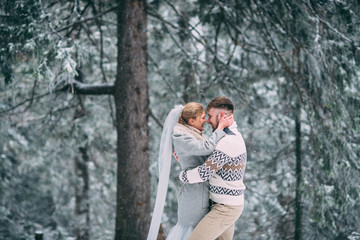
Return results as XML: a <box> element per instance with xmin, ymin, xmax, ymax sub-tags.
<box><xmin>58</xmin><ymin>80</ymin><xmax>115</xmax><ymax>95</ymax></box>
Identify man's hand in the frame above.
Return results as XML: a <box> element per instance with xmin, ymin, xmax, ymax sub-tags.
<box><xmin>217</xmin><ymin>113</ymin><xmax>234</xmax><ymax>130</ymax></box>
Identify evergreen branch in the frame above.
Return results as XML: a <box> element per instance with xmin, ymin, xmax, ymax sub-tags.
<box><xmin>306</xmin><ymin>1</ymin><xmax>353</xmax><ymax>43</ymax></box>
<box><xmin>147</xmin><ymin>53</ymin><xmax>184</xmax><ymax>103</ymax></box>
<box><xmin>55</xmin><ymin>5</ymin><xmax>118</xmax><ymax>33</ymax></box>
<box><xmin>0</xmin><ymin>81</ymin><xmax>115</xmax><ymax>116</ymax></box>
<box><xmin>146</xmin><ymin>4</ymin><xmax>196</xmax><ymax>61</ymax></box>
<box><xmin>64</xmin><ymin>2</ymin><xmax>92</xmax><ymax>38</ymax></box>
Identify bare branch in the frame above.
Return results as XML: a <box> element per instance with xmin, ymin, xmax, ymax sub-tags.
<box><xmin>149</xmin><ymin>109</ymin><xmax>163</xmax><ymax>129</ymax></box>
<box><xmin>0</xmin><ymin>92</ymin><xmax>51</xmax><ymax>116</ymax></box>
<box><xmin>56</xmin><ymin>5</ymin><xmax>118</xmax><ymax>33</ymax></box>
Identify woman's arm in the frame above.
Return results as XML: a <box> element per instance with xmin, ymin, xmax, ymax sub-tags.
<box><xmin>172</xmin><ymin>114</ymin><xmax>233</xmax><ymax>156</ymax></box>
<box><xmin>172</xmin><ymin>129</ymin><xmax>226</xmax><ymax>156</ymax></box>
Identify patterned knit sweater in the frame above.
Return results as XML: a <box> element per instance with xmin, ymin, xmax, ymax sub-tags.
<box><xmin>179</xmin><ymin>122</ymin><xmax>247</xmax><ymax>206</ymax></box>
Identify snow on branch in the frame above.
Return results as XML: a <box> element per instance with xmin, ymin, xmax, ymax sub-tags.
<box><xmin>59</xmin><ymin>80</ymin><xmax>115</xmax><ymax>95</ymax></box>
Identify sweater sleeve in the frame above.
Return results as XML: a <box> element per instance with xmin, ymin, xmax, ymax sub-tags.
<box><xmin>179</xmin><ymin>150</ymin><xmax>229</xmax><ymax>183</ymax></box>
<box><xmin>172</xmin><ymin>129</ymin><xmax>226</xmax><ymax>156</ymax></box>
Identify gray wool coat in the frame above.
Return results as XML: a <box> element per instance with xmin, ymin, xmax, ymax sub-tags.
<box><xmin>172</xmin><ymin>123</ymin><xmax>226</xmax><ymax>227</ymax></box>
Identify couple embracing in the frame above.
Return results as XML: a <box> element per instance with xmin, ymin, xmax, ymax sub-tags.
<box><xmin>149</xmin><ymin>97</ymin><xmax>247</xmax><ymax>240</ymax></box>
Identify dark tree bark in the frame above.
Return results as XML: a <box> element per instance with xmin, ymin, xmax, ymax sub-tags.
<box><xmin>294</xmin><ymin>99</ymin><xmax>302</xmax><ymax>240</ymax></box>
<box><xmin>74</xmin><ymin>145</ymin><xmax>90</xmax><ymax>240</ymax></box>
<box><xmin>114</xmin><ymin>0</ymin><xmax>150</xmax><ymax>239</ymax></box>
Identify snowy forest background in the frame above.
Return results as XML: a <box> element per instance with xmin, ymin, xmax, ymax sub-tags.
<box><xmin>1</xmin><ymin>0</ymin><xmax>359</xmax><ymax>240</ymax></box>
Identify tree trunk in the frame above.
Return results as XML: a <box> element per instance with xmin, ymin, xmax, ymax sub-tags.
<box><xmin>179</xmin><ymin>2</ymin><xmax>194</xmax><ymax>102</ymax></box>
<box><xmin>74</xmin><ymin>146</ymin><xmax>90</xmax><ymax>240</ymax></box>
<box><xmin>114</xmin><ymin>0</ymin><xmax>150</xmax><ymax>239</ymax></box>
<box><xmin>294</xmin><ymin>99</ymin><xmax>302</xmax><ymax>240</ymax></box>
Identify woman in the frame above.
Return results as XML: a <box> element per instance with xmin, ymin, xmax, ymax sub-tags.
<box><xmin>166</xmin><ymin>102</ymin><xmax>232</xmax><ymax>239</ymax></box>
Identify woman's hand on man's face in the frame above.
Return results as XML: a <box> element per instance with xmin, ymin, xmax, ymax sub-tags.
<box><xmin>218</xmin><ymin>113</ymin><xmax>234</xmax><ymax>130</ymax></box>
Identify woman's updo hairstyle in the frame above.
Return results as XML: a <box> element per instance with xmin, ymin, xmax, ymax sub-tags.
<box><xmin>178</xmin><ymin>102</ymin><xmax>204</xmax><ymax>125</ymax></box>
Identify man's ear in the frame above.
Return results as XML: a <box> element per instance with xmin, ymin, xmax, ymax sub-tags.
<box><xmin>188</xmin><ymin>118</ymin><xmax>194</xmax><ymax>125</ymax></box>
<box><xmin>217</xmin><ymin>112</ymin><xmax>224</xmax><ymax>120</ymax></box>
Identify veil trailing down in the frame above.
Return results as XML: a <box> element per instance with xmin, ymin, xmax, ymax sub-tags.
<box><xmin>146</xmin><ymin>105</ymin><xmax>183</xmax><ymax>240</ymax></box>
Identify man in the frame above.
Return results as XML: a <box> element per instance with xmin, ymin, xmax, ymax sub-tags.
<box><xmin>179</xmin><ymin>97</ymin><xmax>247</xmax><ymax>240</ymax></box>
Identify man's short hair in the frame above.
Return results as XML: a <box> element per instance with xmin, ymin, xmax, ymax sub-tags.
<box><xmin>206</xmin><ymin>97</ymin><xmax>234</xmax><ymax>113</ymax></box>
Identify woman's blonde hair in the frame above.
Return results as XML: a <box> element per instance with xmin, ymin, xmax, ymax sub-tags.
<box><xmin>178</xmin><ymin>102</ymin><xmax>204</xmax><ymax>125</ymax></box>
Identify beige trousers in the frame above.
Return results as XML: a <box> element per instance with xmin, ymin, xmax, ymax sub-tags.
<box><xmin>187</xmin><ymin>202</ymin><xmax>244</xmax><ymax>240</ymax></box>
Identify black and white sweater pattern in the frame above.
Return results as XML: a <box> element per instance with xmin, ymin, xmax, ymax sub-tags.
<box><xmin>180</xmin><ymin>123</ymin><xmax>247</xmax><ymax>206</ymax></box>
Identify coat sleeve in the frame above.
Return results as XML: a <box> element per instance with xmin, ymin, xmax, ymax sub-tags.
<box><xmin>179</xmin><ymin>150</ymin><xmax>228</xmax><ymax>183</ymax></box>
<box><xmin>172</xmin><ymin>129</ymin><xmax>226</xmax><ymax>156</ymax></box>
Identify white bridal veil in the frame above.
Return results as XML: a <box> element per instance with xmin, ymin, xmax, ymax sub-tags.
<box><xmin>147</xmin><ymin>105</ymin><xmax>184</xmax><ymax>240</ymax></box>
